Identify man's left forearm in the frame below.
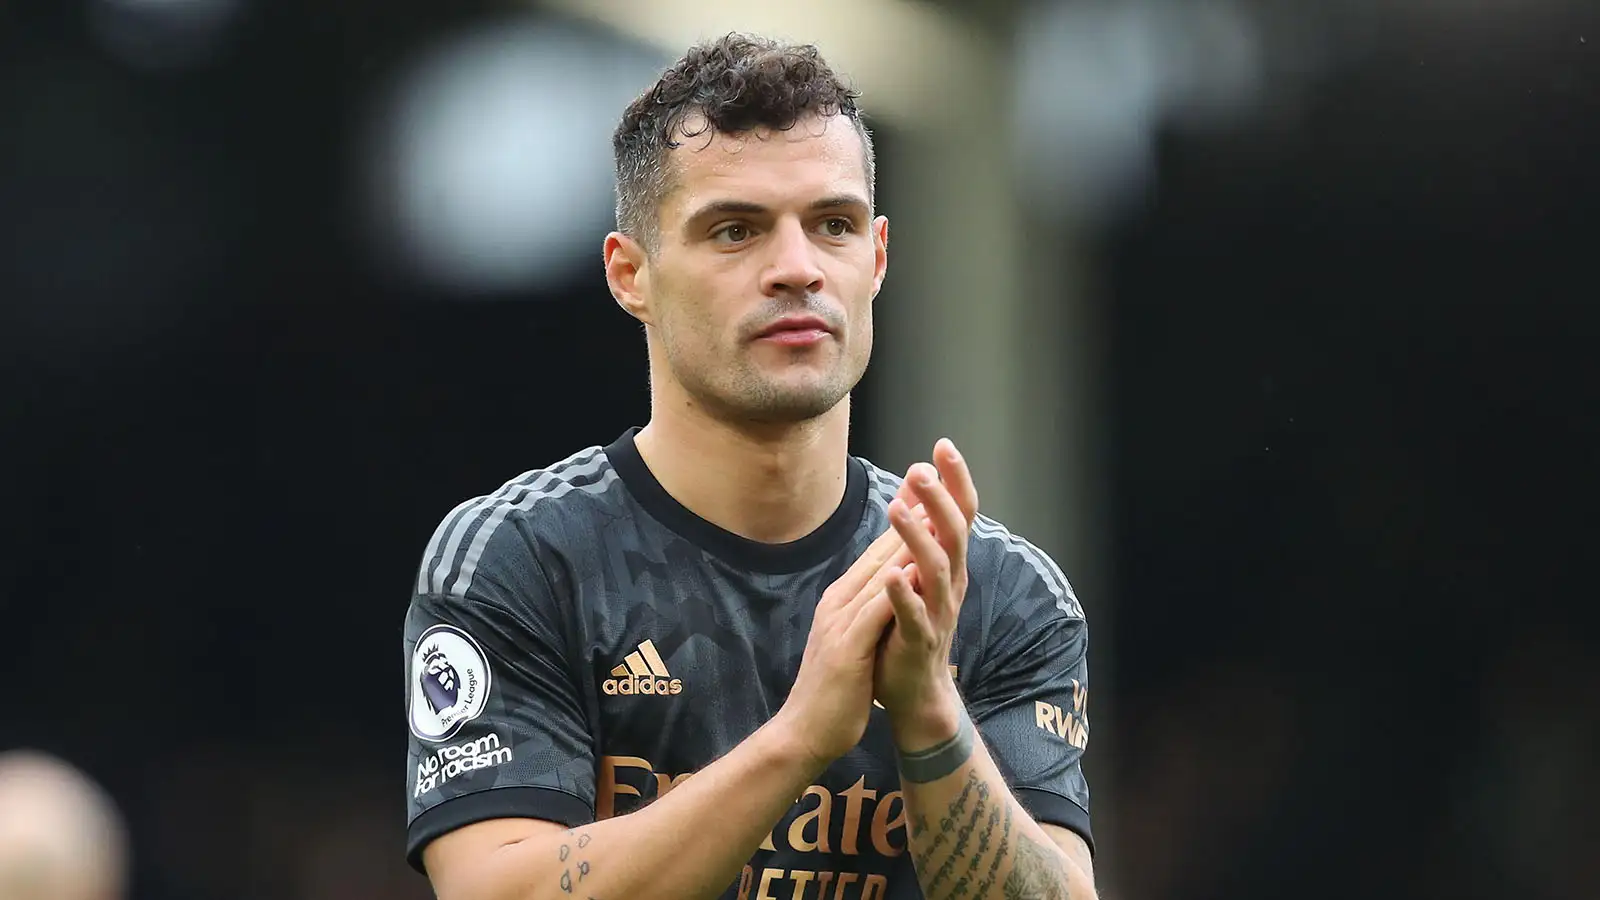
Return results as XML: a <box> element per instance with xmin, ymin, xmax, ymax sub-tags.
<box><xmin>893</xmin><ymin>695</ymin><xmax>1095</xmax><ymax>900</ymax></box>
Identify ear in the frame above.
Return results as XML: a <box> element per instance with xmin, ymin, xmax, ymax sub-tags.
<box><xmin>870</xmin><ymin>215</ymin><xmax>889</xmax><ymax>298</ymax></box>
<box><xmin>604</xmin><ymin>232</ymin><xmax>654</xmax><ymax>325</ymax></box>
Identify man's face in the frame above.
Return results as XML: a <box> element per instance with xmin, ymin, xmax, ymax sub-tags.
<box><xmin>639</xmin><ymin>114</ymin><xmax>887</xmax><ymax>424</ymax></box>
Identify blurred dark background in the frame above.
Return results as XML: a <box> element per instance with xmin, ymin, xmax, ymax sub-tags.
<box><xmin>2</xmin><ymin>0</ymin><xmax>1595</xmax><ymax>898</ymax></box>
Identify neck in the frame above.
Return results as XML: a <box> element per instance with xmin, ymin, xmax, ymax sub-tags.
<box><xmin>634</xmin><ymin>388</ymin><xmax>852</xmax><ymax>546</ymax></box>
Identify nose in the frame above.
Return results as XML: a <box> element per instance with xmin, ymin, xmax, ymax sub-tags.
<box><xmin>759</xmin><ymin>218</ymin><xmax>825</xmax><ymax>297</ymax></box>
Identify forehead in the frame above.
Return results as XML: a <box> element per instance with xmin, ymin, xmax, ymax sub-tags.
<box><xmin>661</xmin><ymin>114</ymin><xmax>869</xmax><ymax>217</ymax></box>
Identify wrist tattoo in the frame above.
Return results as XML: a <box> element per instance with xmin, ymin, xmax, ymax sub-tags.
<box><xmin>896</xmin><ymin>710</ymin><xmax>976</xmax><ymax>783</ymax></box>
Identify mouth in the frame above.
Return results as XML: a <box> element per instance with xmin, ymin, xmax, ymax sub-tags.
<box><xmin>754</xmin><ymin>315</ymin><xmax>833</xmax><ymax>347</ymax></box>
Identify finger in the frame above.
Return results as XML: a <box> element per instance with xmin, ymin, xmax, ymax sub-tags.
<box><xmin>821</xmin><ymin>491</ymin><xmax>939</xmax><ymax>615</ymax></box>
<box><xmin>820</xmin><ymin>524</ymin><xmax>907</xmax><ymax>614</ymax></box>
<box><xmin>933</xmin><ymin>439</ymin><xmax>980</xmax><ymax>526</ymax></box>
<box><xmin>842</xmin><ymin>585</ymin><xmax>897</xmax><ymax>650</ymax></box>
<box><xmin>906</xmin><ymin>464</ymin><xmax>968</xmax><ymax>572</ymax></box>
<box><xmin>839</xmin><ymin>541</ymin><xmax>915</xmax><ymax>622</ymax></box>
<box><xmin>902</xmin><ymin>561</ymin><xmax>921</xmax><ymax>595</ymax></box>
<box><xmin>889</xmin><ymin>496</ymin><xmax>950</xmax><ymax>610</ymax></box>
<box><xmin>895</xmin><ymin>475</ymin><xmax>918</xmax><ymax>506</ymax></box>
<box><xmin>831</xmin><ymin>502</ymin><xmax>934</xmax><ymax>620</ymax></box>
<box><xmin>884</xmin><ymin>566</ymin><xmax>934</xmax><ymax>646</ymax></box>
<box><xmin>892</xmin><ymin>479</ymin><xmax>932</xmax><ymax>528</ymax></box>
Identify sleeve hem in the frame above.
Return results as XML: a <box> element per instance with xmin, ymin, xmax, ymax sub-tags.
<box><xmin>1014</xmin><ymin>787</ymin><xmax>1094</xmax><ymax>856</ymax></box>
<box><xmin>406</xmin><ymin>787</ymin><xmax>594</xmax><ymax>875</ymax></box>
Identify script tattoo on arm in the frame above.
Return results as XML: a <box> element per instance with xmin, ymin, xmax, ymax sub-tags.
<box><xmin>907</xmin><ymin>770</ymin><xmax>1076</xmax><ymax>900</ymax></box>
<box><xmin>907</xmin><ymin>770</ymin><xmax>1019</xmax><ymax>900</ymax></box>
<box><xmin>556</xmin><ymin>829</ymin><xmax>601</xmax><ymax>900</ymax></box>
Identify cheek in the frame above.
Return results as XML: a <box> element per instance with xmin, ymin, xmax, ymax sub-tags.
<box><xmin>655</xmin><ymin>295</ymin><xmax>727</xmax><ymax>361</ymax></box>
<box><xmin>855</xmin><ymin>311</ymin><xmax>875</xmax><ymax>354</ymax></box>
<box><xmin>653</xmin><ymin>260</ymin><xmax>746</xmax><ymax>357</ymax></box>
<box><xmin>850</xmin><ymin>286</ymin><xmax>876</xmax><ymax>353</ymax></box>
<box><xmin>848</xmin><ymin>272</ymin><xmax>877</xmax><ymax>321</ymax></box>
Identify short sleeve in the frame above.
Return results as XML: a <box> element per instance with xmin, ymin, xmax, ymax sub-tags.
<box><xmin>403</xmin><ymin>532</ymin><xmax>595</xmax><ymax>873</ymax></box>
<box><xmin>965</xmin><ymin>536</ymin><xmax>1093</xmax><ymax>853</ymax></box>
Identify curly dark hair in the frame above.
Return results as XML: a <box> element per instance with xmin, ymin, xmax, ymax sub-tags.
<box><xmin>612</xmin><ymin>34</ymin><xmax>876</xmax><ymax>249</ymax></box>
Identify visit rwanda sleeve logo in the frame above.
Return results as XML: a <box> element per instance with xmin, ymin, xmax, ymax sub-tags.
<box><xmin>409</xmin><ymin>624</ymin><xmax>493</xmax><ymax>743</ymax></box>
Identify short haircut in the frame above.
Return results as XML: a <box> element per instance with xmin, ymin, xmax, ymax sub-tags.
<box><xmin>611</xmin><ymin>33</ymin><xmax>876</xmax><ymax>249</ymax></box>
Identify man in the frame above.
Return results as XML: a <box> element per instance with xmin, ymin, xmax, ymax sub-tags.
<box><xmin>403</xmin><ymin>34</ymin><xmax>1096</xmax><ymax>900</ymax></box>
<box><xmin>0</xmin><ymin>750</ymin><xmax>127</xmax><ymax>900</ymax></box>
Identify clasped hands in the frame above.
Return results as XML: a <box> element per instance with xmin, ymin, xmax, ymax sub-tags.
<box><xmin>782</xmin><ymin>439</ymin><xmax>980</xmax><ymax>770</ymax></box>
<box><xmin>859</xmin><ymin>439</ymin><xmax>980</xmax><ymax>752</ymax></box>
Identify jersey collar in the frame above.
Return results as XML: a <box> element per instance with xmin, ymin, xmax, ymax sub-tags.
<box><xmin>605</xmin><ymin>427</ymin><xmax>869</xmax><ymax>574</ymax></box>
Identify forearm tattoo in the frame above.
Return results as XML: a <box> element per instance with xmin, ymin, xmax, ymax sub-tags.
<box><xmin>1000</xmin><ymin>830</ymin><xmax>1072</xmax><ymax>900</ymax></box>
<box><xmin>908</xmin><ymin>771</ymin><xmax>1074</xmax><ymax>900</ymax></box>
<box><xmin>557</xmin><ymin>829</ymin><xmax>601</xmax><ymax>899</ymax></box>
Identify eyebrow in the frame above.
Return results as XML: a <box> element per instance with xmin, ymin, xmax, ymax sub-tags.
<box><xmin>684</xmin><ymin>194</ymin><xmax>871</xmax><ymax>224</ymax></box>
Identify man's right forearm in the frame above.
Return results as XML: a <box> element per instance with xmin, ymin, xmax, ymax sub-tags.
<box><xmin>463</xmin><ymin>716</ymin><xmax>823</xmax><ymax>900</ymax></box>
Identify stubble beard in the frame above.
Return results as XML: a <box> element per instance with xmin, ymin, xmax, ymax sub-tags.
<box><xmin>702</xmin><ymin>354</ymin><xmax>854</xmax><ymax>424</ymax></box>
<box><xmin>666</xmin><ymin>336</ymin><xmax>865</xmax><ymax>426</ymax></box>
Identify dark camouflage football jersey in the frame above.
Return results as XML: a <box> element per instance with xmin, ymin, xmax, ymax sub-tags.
<box><xmin>403</xmin><ymin>429</ymin><xmax>1092</xmax><ymax>900</ymax></box>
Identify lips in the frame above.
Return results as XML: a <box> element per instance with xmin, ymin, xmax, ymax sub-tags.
<box><xmin>755</xmin><ymin>316</ymin><xmax>832</xmax><ymax>339</ymax></box>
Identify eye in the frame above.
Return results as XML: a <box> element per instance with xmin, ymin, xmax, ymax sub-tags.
<box><xmin>820</xmin><ymin>217</ymin><xmax>853</xmax><ymax>237</ymax></box>
<box><xmin>713</xmin><ymin>223</ymin><xmax>752</xmax><ymax>244</ymax></box>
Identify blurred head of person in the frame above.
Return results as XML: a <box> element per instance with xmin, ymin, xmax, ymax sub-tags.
<box><xmin>0</xmin><ymin>751</ymin><xmax>127</xmax><ymax>900</ymax></box>
<box><xmin>605</xmin><ymin>33</ymin><xmax>889</xmax><ymax>428</ymax></box>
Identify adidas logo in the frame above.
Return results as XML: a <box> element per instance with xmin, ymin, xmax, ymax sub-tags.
<box><xmin>602</xmin><ymin>640</ymin><xmax>683</xmax><ymax>696</ymax></box>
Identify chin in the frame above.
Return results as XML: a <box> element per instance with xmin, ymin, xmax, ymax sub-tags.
<box><xmin>678</xmin><ymin>351</ymin><xmax>865</xmax><ymax>424</ymax></box>
<box><xmin>786</xmin><ymin>377</ymin><xmax>863</xmax><ymax>419</ymax></box>
<box><xmin>731</xmin><ymin>379</ymin><xmax>850</xmax><ymax>424</ymax></box>
<box><xmin>737</xmin><ymin>394</ymin><xmax>841</xmax><ymax>424</ymax></box>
